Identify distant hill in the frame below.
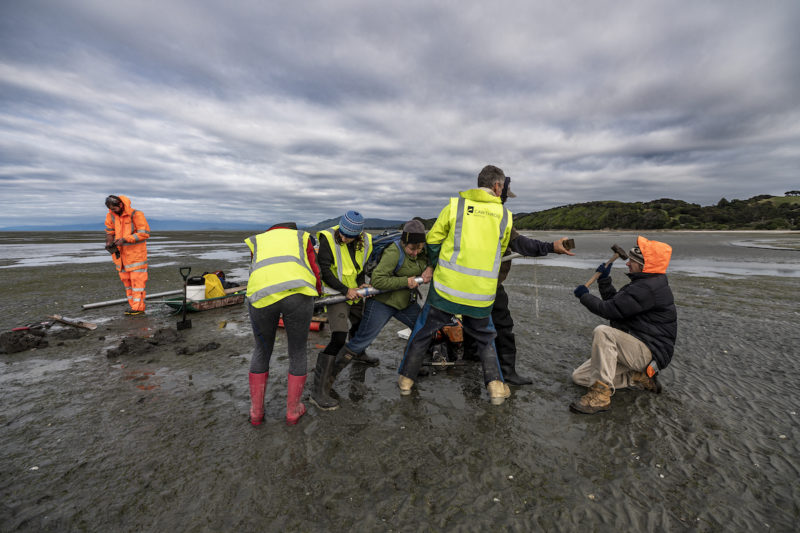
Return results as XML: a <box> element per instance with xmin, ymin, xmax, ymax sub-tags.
<box><xmin>0</xmin><ymin>219</ymin><xmax>264</xmax><ymax>232</ymax></box>
<box><xmin>415</xmin><ymin>194</ymin><xmax>800</xmax><ymax>231</ymax></box>
<box><xmin>0</xmin><ymin>217</ymin><xmax>406</xmax><ymax>232</ymax></box>
<box><xmin>302</xmin><ymin>218</ymin><xmax>406</xmax><ymax>233</ymax></box>
<box><xmin>513</xmin><ymin>194</ymin><xmax>800</xmax><ymax>231</ymax></box>
<box><xmin>4</xmin><ymin>195</ymin><xmax>797</xmax><ymax>232</ymax></box>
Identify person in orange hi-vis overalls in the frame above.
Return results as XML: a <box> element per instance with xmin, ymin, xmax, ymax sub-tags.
<box><xmin>104</xmin><ymin>195</ymin><xmax>150</xmax><ymax>315</ymax></box>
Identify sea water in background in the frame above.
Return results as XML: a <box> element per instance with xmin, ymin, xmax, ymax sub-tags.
<box><xmin>1</xmin><ymin>230</ymin><xmax>798</xmax><ymax>330</ymax></box>
<box><xmin>0</xmin><ymin>231</ymin><xmax>252</xmax><ymax>329</ymax></box>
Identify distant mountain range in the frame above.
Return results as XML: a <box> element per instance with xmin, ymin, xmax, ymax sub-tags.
<box><xmin>302</xmin><ymin>218</ymin><xmax>405</xmax><ymax>233</ymax></box>
<box><xmin>3</xmin><ymin>194</ymin><xmax>797</xmax><ymax>231</ymax></box>
<box><xmin>0</xmin><ymin>217</ymin><xmax>406</xmax><ymax>232</ymax></box>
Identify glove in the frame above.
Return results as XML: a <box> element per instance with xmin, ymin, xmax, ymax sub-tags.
<box><xmin>574</xmin><ymin>285</ymin><xmax>589</xmax><ymax>298</ymax></box>
<box><xmin>596</xmin><ymin>262</ymin><xmax>612</xmax><ymax>279</ymax></box>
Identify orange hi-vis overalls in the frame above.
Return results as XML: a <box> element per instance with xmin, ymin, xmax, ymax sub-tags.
<box><xmin>105</xmin><ymin>195</ymin><xmax>150</xmax><ymax>311</ymax></box>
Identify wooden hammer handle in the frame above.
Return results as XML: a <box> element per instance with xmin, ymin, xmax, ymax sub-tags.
<box><xmin>584</xmin><ymin>253</ymin><xmax>620</xmax><ymax>288</ymax></box>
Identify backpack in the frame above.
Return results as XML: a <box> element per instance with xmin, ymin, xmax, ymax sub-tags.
<box><xmin>364</xmin><ymin>230</ymin><xmax>405</xmax><ymax>277</ymax></box>
<box><xmin>202</xmin><ymin>273</ymin><xmax>226</xmax><ymax>299</ymax></box>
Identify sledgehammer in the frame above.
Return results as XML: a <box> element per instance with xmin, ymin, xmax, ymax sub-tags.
<box><xmin>584</xmin><ymin>244</ymin><xmax>628</xmax><ymax>288</ymax></box>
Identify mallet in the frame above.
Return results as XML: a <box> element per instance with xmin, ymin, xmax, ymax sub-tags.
<box><xmin>584</xmin><ymin>244</ymin><xmax>628</xmax><ymax>288</ymax></box>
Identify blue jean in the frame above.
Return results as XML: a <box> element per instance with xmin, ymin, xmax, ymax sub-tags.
<box><xmin>398</xmin><ymin>303</ymin><xmax>502</xmax><ymax>385</ymax></box>
<box><xmin>345</xmin><ymin>299</ymin><xmax>421</xmax><ymax>355</ymax></box>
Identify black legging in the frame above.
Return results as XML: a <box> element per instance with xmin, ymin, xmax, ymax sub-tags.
<box><xmin>248</xmin><ymin>293</ymin><xmax>314</xmax><ymax>376</ymax></box>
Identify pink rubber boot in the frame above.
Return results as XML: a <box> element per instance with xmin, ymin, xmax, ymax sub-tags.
<box><xmin>286</xmin><ymin>373</ymin><xmax>308</xmax><ymax>426</ymax></box>
<box><xmin>249</xmin><ymin>372</ymin><xmax>268</xmax><ymax>426</ymax></box>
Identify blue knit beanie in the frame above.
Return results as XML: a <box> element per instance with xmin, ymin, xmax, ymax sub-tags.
<box><xmin>338</xmin><ymin>210</ymin><xmax>364</xmax><ymax>237</ymax></box>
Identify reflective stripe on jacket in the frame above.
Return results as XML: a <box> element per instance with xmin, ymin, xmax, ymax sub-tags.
<box><xmin>317</xmin><ymin>226</ymin><xmax>373</xmax><ymax>303</ymax></box>
<box><xmin>431</xmin><ymin>190</ymin><xmax>511</xmax><ymax>308</ymax></box>
<box><xmin>104</xmin><ymin>194</ymin><xmax>149</xmax><ymax>273</ymax></box>
<box><xmin>245</xmin><ymin>228</ymin><xmax>318</xmax><ymax>308</ymax></box>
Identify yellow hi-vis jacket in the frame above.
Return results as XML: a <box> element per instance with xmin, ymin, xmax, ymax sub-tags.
<box><xmin>245</xmin><ymin>228</ymin><xmax>318</xmax><ymax>308</ymax></box>
<box><xmin>317</xmin><ymin>226</ymin><xmax>373</xmax><ymax>305</ymax></box>
<box><xmin>429</xmin><ymin>189</ymin><xmax>512</xmax><ymax>308</ymax></box>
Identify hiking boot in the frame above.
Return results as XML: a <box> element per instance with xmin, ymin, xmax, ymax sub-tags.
<box><xmin>487</xmin><ymin>380</ymin><xmax>511</xmax><ymax>405</ymax></box>
<box><xmin>352</xmin><ymin>350</ymin><xmax>379</xmax><ymax>366</ymax></box>
<box><xmin>398</xmin><ymin>375</ymin><xmax>414</xmax><ymax>395</ymax></box>
<box><xmin>629</xmin><ymin>371</ymin><xmax>662</xmax><ymax>393</ymax></box>
<box><xmin>569</xmin><ymin>381</ymin><xmax>612</xmax><ymax>414</ymax></box>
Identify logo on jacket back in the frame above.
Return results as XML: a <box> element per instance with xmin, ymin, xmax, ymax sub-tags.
<box><xmin>465</xmin><ymin>205</ymin><xmax>501</xmax><ymax>219</ymax></box>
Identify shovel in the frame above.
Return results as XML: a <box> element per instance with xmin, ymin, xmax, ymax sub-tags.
<box><xmin>177</xmin><ymin>266</ymin><xmax>192</xmax><ymax>330</ymax></box>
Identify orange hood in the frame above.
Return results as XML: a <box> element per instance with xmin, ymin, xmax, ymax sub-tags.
<box><xmin>638</xmin><ymin>236</ymin><xmax>671</xmax><ymax>274</ymax></box>
<box><xmin>110</xmin><ymin>195</ymin><xmax>134</xmax><ymax>216</ymax></box>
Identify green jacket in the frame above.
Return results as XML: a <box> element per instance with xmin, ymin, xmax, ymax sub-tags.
<box><xmin>370</xmin><ymin>242</ymin><xmax>429</xmax><ymax>310</ymax></box>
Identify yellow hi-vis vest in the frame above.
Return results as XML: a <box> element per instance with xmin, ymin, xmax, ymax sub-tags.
<box><xmin>317</xmin><ymin>226</ymin><xmax>373</xmax><ymax>304</ymax></box>
<box><xmin>433</xmin><ymin>196</ymin><xmax>511</xmax><ymax>307</ymax></box>
<box><xmin>245</xmin><ymin>229</ymin><xmax>318</xmax><ymax>308</ymax></box>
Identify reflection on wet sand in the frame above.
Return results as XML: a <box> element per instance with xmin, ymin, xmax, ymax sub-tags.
<box><xmin>1</xmin><ymin>230</ymin><xmax>798</xmax><ymax>531</ymax></box>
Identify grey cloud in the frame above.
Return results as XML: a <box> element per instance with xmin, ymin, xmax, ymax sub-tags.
<box><xmin>0</xmin><ymin>0</ymin><xmax>798</xmax><ymax>227</ymax></box>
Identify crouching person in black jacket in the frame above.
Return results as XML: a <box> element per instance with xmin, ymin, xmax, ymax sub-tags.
<box><xmin>570</xmin><ymin>236</ymin><xmax>677</xmax><ymax>414</ymax></box>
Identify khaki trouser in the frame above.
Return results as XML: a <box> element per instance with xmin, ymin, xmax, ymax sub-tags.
<box><xmin>572</xmin><ymin>325</ymin><xmax>652</xmax><ymax>390</ymax></box>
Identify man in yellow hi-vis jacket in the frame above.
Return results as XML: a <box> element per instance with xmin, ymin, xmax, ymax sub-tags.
<box><xmin>397</xmin><ymin>165</ymin><xmax>513</xmax><ymax>405</ymax></box>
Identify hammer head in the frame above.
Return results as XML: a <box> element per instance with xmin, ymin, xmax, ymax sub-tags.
<box><xmin>611</xmin><ymin>243</ymin><xmax>628</xmax><ymax>260</ymax></box>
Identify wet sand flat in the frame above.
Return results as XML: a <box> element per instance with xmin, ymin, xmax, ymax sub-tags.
<box><xmin>1</xmin><ymin>231</ymin><xmax>799</xmax><ymax>531</ymax></box>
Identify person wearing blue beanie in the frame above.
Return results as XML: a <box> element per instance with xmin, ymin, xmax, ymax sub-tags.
<box><xmin>338</xmin><ymin>210</ymin><xmax>365</xmax><ymax>237</ymax></box>
<box><xmin>311</xmin><ymin>210</ymin><xmax>374</xmax><ymax>410</ymax></box>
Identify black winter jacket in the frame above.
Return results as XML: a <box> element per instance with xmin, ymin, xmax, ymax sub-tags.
<box><xmin>579</xmin><ymin>272</ymin><xmax>677</xmax><ymax>370</ymax></box>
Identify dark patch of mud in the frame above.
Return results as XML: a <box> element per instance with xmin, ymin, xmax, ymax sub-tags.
<box><xmin>0</xmin><ymin>329</ymin><xmax>49</xmax><ymax>353</ymax></box>
<box><xmin>2</xmin><ymin>253</ymin><xmax>800</xmax><ymax>531</ymax></box>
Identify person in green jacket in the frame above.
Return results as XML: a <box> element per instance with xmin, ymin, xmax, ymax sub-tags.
<box><xmin>323</xmin><ymin>220</ymin><xmax>433</xmax><ymax>397</ymax></box>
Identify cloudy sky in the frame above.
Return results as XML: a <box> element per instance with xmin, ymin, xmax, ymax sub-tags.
<box><xmin>1</xmin><ymin>0</ymin><xmax>798</xmax><ymax>228</ymax></box>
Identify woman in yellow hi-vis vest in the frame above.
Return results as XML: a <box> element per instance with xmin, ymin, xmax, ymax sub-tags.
<box><xmin>245</xmin><ymin>223</ymin><xmax>322</xmax><ymax>426</ymax></box>
<box><xmin>397</xmin><ymin>165</ymin><xmax>514</xmax><ymax>405</ymax></box>
<box><xmin>310</xmin><ymin>210</ymin><xmax>373</xmax><ymax>411</ymax></box>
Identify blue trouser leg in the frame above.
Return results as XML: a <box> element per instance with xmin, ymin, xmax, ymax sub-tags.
<box><xmin>461</xmin><ymin>314</ymin><xmax>503</xmax><ymax>385</ymax></box>
<box><xmin>394</xmin><ymin>302</ymin><xmax>422</xmax><ymax>329</ymax></box>
<box><xmin>398</xmin><ymin>304</ymin><xmax>452</xmax><ymax>380</ymax></box>
<box><xmin>344</xmin><ymin>299</ymin><xmax>397</xmax><ymax>355</ymax></box>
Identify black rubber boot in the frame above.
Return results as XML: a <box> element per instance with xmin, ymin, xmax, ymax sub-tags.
<box><xmin>499</xmin><ymin>351</ymin><xmax>532</xmax><ymax>386</ymax></box>
<box><xmin>352</xmin><ymin>350</ymin><xmax>379</xmax><ymax>366</ymax></box>
<box><xmin>310</xmin><ymin>352</ymin><xmax>339</xmax><ymax>410</ymax></box>
<box><xmin>328</xmin><ymin>348</ymin><xmax>355</xmax><ymax>389</ymax></box>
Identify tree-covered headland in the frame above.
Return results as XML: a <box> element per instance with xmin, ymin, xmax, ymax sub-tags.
<box><xmin>417</xmin><ymin>193</ymin><xmax>800</xmax><ymax>231</ymax></box>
